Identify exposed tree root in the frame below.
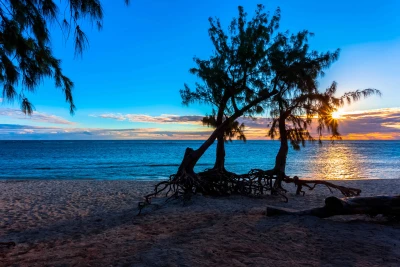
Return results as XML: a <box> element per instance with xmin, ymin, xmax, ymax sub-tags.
<box><xmin>283</xmin><ymin>176</ymin><xmax>362</xmax><ymax>197</ymax></box>
<box><xmin>141</xmin><ymin>169</ymin><xmax>362</xmax><ymax>208</ymax></box>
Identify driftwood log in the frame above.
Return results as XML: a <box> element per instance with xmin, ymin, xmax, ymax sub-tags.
<box><xmin>266</xmin><ymin>195</ymin><xmax>400</xmax><ymax>218</ymax></box>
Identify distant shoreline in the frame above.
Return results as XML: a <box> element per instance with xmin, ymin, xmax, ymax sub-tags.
<box><xmin>1</xmin><ymin>139</ymin><xmax>400</xmax><ymax>141</ymax></box>
<box><xmin>0</xmin><ymin>177</ymin><xmax>398</xmax><ymax>182</ymax></box>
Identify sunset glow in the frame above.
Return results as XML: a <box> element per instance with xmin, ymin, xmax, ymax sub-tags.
<box><xmin>331</xmin><ymin>111</ymin><xmax>341</xmax><ymax>119</ymax></box>
<box><xmin>331</xmin><ymin>109</ymin><xmax>343</xmax><ymax>119</ymax></box>
<box><xmin>1</xmin><ymin>107</ymin><xmax>399</xmax><ymax>140</ymax></box>
<box><xmin>0</xmin><ymin>1</ymin><xmax>399</xmax><ymax>141</ymax></box>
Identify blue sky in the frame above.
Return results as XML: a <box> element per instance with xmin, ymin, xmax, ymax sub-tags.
<box><xmin>1</xmin><ymin>0</ymin><xmax>400</xmax><ymax>139</ymax></box>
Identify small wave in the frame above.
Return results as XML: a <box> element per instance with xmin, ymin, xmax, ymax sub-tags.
<box><xmin>34</xmin><ymin>167</ymin><xmax>52</xmax><ymax>170</ymax></box>
<box><xmin>145</xmin><ymin>164</ymin><xmax>180</xmax><ymax>167</ymax></box>
<box><xmin>144</xmin><ymin>163</ymin><xmax>212</xmax><ymax>167</ymax></box>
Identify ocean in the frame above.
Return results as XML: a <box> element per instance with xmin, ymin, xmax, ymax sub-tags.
<box><xmin>0</xmin><ymin>140</ymin><xmax>399</xmax><ymax>180</ymax></box>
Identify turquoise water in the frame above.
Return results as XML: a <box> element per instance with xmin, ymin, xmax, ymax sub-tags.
<box><xmin>0</xmin><ymin>140</ymin><xmax>399</xmax><ymax>180</ymax></box>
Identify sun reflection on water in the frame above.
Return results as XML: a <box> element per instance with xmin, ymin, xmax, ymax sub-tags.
<box><xmin>312</xmin><ymin>145</ymin><xmax>365</xmax><ymax>180</ymax></box>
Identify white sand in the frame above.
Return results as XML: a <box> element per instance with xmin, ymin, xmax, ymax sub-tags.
<box><xmin>1</xmin><ymin>179</ymin><xmax>399</xmax><ymax>266</ymax></box>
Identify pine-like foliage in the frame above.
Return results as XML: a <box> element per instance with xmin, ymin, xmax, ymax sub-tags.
<box><xmin>266</xmin><ymin>31</ymin><xmax>381</xmax><ymax>150</ymax></box>
<box><xmin>201</xmin><ymin>113</ymin><xmax>246</xmax><ymax>142</ymax></box>
<box><xmin>0</xmin><ymin>0</ymin><xmax>129</xmax><ymax>114</ymax></box>
<box><xmin>180</xmin><ymin>4</ymin><xmax>281</xmax><ymax>142</ymax></box>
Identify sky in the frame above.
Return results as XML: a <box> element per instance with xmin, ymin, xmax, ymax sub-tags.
<box><xmin>1</xmin><ymin>0</ymin><xmax>400</xmax><ymax>140</ymax></box>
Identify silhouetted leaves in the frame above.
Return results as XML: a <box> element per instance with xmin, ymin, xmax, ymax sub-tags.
<box><xmin>0</xmin><ymin>0</ymin><xmax>129</xmax><ymax>114</ymax></box>
<box><xmin>181</xmin><ymin>5</ymin><xmax>282</xmax><ymax>142</ymax></box>
<box><xmin>266</xmin><ymin>31</ymin><xmax>380</xmax><ymax>148</ymax></box>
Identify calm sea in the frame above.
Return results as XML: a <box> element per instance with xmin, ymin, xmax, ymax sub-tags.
<box><xmin>0</xmin><ymin>140</ymin><xmax>399</xmax><ymax>180</ymax></box>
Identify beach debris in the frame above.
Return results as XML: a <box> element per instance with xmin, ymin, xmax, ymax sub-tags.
<box><xmin>266</xmin><ymin>195</ymin><xmax>400</xmax><ymax>218</ymax></box>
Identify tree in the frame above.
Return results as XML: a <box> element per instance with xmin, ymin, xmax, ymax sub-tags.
<box><xmin>264</xmin><ymin>31</ymin><xmax>380</xmax><ymax>189</ymax></box>
<box><xmin>146</xmin><ymin>5</ymin><xmax>283</xmax><ymax>199</ymax></box>
<box><xmin>179</xmin><ymin>5</ymin><xmax>280</xmax><ymax>174</ymax></box>
<box><xmin>0</xmin><ymin>0</ymin><xmax>129</xmax><ymax>114</ymax></box>
<box><xmin>143</xmin><ymin>5</ymin><xmax>374</xmax><ymax>202</ymax></box>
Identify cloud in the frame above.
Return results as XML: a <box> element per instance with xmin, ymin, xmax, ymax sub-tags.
<box><xmin>0</xmin><ymin>98</ymin><xmax>3</xmax><ymax>103</ymax></box>
<box><xmin>0</xmin><ymin>124</ymin><xmax>213</xmax><ymax>140</ymax></box>
<box><xmin>0</xmin><ymin>108</ymin><xmax>75</xmax><ymax>125</ymax></box>
<box><xmin>381</xmin><ymin>122</ymin><xmax>400</xmax><ymax>129</ymax></box>
<box><xmin>336</xmin><ymin>108</ymin><xmax>400</xmax><ymax>135</ymax></box>
<box><xmin>91</xmin><ymin>113</ymin><xmax>204</xmax><ymax>124</ymax></box>
<box><xmin>342</xmin><ymin>132</ymin><xmax>400</xmax><ymax>140</ymax></box>
<box><xmin>1</xmin><ymin>107</ymin><xmax>400</xmax><ymax>140</ymax></box>
<box><xmin>96</xmin><ymin>113</ymin><xmax>126</xmax><ymax>121</ymax></box>
<box><xmin>241</xmin><ymin>108</ymin><xmax>400</xmax><ymax>140</ymax></box>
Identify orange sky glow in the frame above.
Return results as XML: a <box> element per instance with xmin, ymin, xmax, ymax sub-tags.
<box><xmin>2</xmin><ymin>107</ymin><xmax>399</xmax><ymax>140</ymax></box>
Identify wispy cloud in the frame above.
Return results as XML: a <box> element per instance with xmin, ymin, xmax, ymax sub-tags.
<box><xmin>91</xmin><ymin>113</ymin><xmax>204</xmax><ymax>124</ymax></box>
<box><xmin>381</xmin><ymin>122</ymin><xmax>400</xmax><ymax>129</ymax></box>
<box><xmin>0</xmin><ymin>108</ymin><xmax>75</xmax><ymax>125</ymax></box>
<box><xmin>242</xmin><ymin>108</ymin><xmax>400</xmax><ymax>139</ymax></box>
<box><xmin>1</xmin><ymin>108</ymin><xmax>400</xmax><ymax>140</ymax></box>
<box><xmin>341</xmin><ymin>108</ymin><xmax>400</xmax><ymax>119</ymax></box>
<box><xmin>337</xmin><ymin>108</ymin><xmax>400</xmax><ymax>134</ymax></box>
<box><xmin>0</xmin><ymin>124</ymin><xmax>212</xmax><ymax>140</ymax></box>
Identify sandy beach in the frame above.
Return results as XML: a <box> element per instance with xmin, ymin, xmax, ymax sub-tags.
<box><xmin>1</xmin><ymin>179</ymin><xmax>399</xmax><ymax>266</ymax></box>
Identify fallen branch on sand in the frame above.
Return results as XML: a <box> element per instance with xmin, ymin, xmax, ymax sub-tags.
<box><xmin>266</xmin><ymin>195</ymin><xmax>400</xmax><ymax>218</ymax></box>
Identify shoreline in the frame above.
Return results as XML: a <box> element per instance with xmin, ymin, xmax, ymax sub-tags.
<box><xmin>1</xmin><ymin>179</ymin><xmax>399</xmax><ymax>266</ymax></box>
<box><xmin>1</xmin><ymin>177</ymin><xmax>399</xmax><ymax>182</ymax></box>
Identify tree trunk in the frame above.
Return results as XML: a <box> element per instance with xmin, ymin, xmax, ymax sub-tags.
<box><xmin>274</xmin><ymin>135</ymin><xmax>288</xmax><ymax>173</ymax></box>
<box><xmin>272</xmin><ymin>115</ymin><xmax>288</xmax><ymax>189</ymax></box>
<box><xmin>145</xmin><ymin>88</ymin><xmax>279</xmax><ymax>199</ymax></box>
<box><xmin>213</xmin><ymin>134</ymin><xmax>226</xmax><ymax>172</ymax></box>
<box><xmin>177</xmin><ymin>88</ymin><xmax>278</xmax><ymax>176</ymax></box>
<box><xmin>212</xmin><ymin>94</ymin><xmax>228</xmax><ymax>172</ymax></box>
<box><xmin>266</xmin><ymin>195</ymin><xmax>400</xmax><ymax>218</ymax></box>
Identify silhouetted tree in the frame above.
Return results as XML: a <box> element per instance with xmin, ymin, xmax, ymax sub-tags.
<box><xmin>179</xmin><ymin>5</ymin><xmax>280</xmax><ymax>174</ymax></box>
<box><xmin>0</xmin><ymin>0</ymin><xmax>129</xmax><ymax>114</ymax></box>
<box><xmin>146</xmin><ymin>5</ymin><xmax>282</xmax><ymax>198</ymax></box>
<box><xmin>142</xmin><ymin>5</ymin><xmax>375</xmax><ymax>202</ymax></box>
<box><xmin>264</xmin><ymin>31</ymin><xmax>380</xmax><ymax>189</ymax></box>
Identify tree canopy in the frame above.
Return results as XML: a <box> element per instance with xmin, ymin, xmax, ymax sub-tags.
<box><xmin>266</xmin><ymin>31</ymin><xmax>380</xmax><ymax>151</ymax></box>
<box><xmin>145</xmin><ymin>4</ymin><xmax>381</xmax><ymax>202</ymax></box>
<box><xmin>180</xmin><ymin>5</ymin><xmax>281</xmax><ymax>171</ymax></box>
<box><xmin>0</xmin><ymin>0</ymin><xmax>129</xmax><ymax>114</ymax></box>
